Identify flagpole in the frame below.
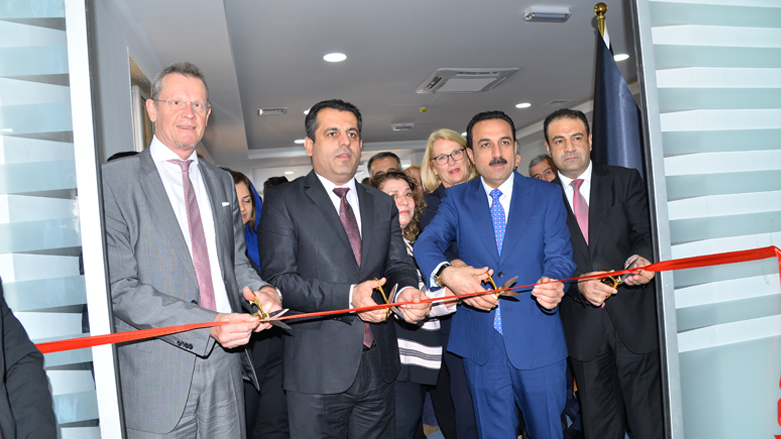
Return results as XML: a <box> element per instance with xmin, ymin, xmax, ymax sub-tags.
<box><xmin>595</xmin><ymin>2</ymin><xmax>607</xmax><ymax>37</ymax></box>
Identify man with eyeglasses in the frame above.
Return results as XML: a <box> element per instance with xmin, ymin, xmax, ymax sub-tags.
<box><xmin>415</xmin><ymin>111</ymin><xmax>576</xmax><ymax>439</ymax></box>
<box><xmin>102</xmin><ymin>61</ymin><xmax>281</xmax><ymax>438</ymax></box>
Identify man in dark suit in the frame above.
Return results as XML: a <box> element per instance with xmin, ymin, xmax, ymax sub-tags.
<box><xmin>259</xmin><ymin>99</ymin><xmax>430</xmax><ymax>439</ymax></box>
<box><xmin>103</xmin><ymin>62</ymin><xmax>281</xmax><ymax>438</ymax></box>
<box><xmin>0</xmin><ymin>279</ymin><xmax>57</xmax><ymax>439</ymax></box>
<box><xmin>415</xmin><ymin>110</ymin><xmax>576</xmax><ymax>439</ymax></box>
<box><xmin>544</xmin><ymin>108</ymin><xmax>663</xmax><ymax>439</ymax></box>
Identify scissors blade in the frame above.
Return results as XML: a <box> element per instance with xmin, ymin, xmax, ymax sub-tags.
<box><xmin>498</xmin><ymin>276</ymin><xmax>520</xmax><ymax>300</ymax></box>
<box><xmin>388</xmin><ymin>284</ymin><xmax>403</xmax><ymax>317</ymax></box>
<box><xmin>262</xmin><ymin>308</ymin><xmax>291</xmax><ymax>330</ymax></box>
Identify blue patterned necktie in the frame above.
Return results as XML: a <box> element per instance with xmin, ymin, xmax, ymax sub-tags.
<box><xmin>490</xmin><ymin>189</ymin><xmax>505</xmax><ymax>334</ymax></box>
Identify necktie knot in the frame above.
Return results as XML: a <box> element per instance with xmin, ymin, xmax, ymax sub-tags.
<box><xmin>333</xmin><ymin>187</ymin><xmax>350</xmax><ymax>199</ymax></box>
<box><xmin>168</xmin><ymin>159</ymin><xmax>193</xmax><ymax>172</ymax></box>
<box><xmin>570</xmin><ymin>179</ymin><xmax>584</xmax><ymax>192</ymax></box>
<box><xmin>490</xmin><ymin>188</ymin><xmax>502</xmax><ymax>201</ymax></box>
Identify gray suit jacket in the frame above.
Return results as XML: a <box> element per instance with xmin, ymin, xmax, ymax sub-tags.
<box><xmin>102</xmin><ymin>148</ymin><xmax>267</xmax><ymax>433</ymax></box>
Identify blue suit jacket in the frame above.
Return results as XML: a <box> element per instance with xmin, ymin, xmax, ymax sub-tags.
<box><xmin>415</xmin><ymin>171</ymin><xmax>576</xmax><ymax>370</ymax></box>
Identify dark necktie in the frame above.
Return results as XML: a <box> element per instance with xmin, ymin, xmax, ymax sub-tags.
<box><xmin>169</xmin><ymin>159</ymin><xmax>217</xmax><ymax>311</ymax></box>
<box><xmin>571</xmin><ymin>179</ymin><xmax>589</xmax><ymax>245</ymax></box>
<box><xmin>332</xmin><ymin>188</ymin><xmax>373</xmax><ymax>347</ymax></box>
<box><xmin>490</xmin><ymin>189</ymin><xmax>505</xmax><ymax>334</ymax></box>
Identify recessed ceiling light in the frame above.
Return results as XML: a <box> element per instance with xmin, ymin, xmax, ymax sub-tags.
<box><xmin>303</xmin><ymin>109</ymin><xmax>310</xmax><ymax>115</ymax></box>
<box><xmin>284</xmin><ymin>171</ymin><xmax>294</xmax><ymax>175</ymax></box>
<box><xmin>323</xmin><ymin>53</ymin><xmax>347</xmax><ymax>63</ymax></box>
<box><xmin>294</xmin><ymin>139</ymin><xmax>305</xmax><ymax>144</ymax></box>
<box><xmin>461</xmin><ymin>132</ymin><xmax>467</xmax><ymax>137</ymax></box>
<box><xmin>614</xmin><ymin>53</ymin><xmax>630</xmax><ymax>62</ymax></box>
<box><xmin>515</xmin><ymin>102</ymin><xmax>532</xmax><ymax>109</ymax></box>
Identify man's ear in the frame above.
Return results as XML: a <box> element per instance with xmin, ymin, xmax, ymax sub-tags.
<box><xmin>145</xmin><ymin>98</ymin><xmax>157</xmax><ymax>123</ymax></box>
<box><xmin>466</xmin><ymin>147</ymin><xmax>474</xmax><ymax>163</ymax></box>
<box><xmin>304</xmin><ymin>137</ymin><xmax>315</xmax><ymax>157</ymax></box>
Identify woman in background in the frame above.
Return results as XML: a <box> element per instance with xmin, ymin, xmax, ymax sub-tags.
<box><xmin>371</xmin><ymin>171</ymin><xmax>457</xmax><ymax>439</ymax></box>
<box><xmin>418</xmin><ymin>129</ymin><xmax>479</xmax><ymax>439</ymax></box>
<box><xmin>230</xmin><ymin>171</ymin><xmax>289</xmax><ymax>439</ymax></box>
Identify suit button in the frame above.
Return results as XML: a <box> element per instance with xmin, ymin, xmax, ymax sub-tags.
<box><xmin>497</xmin><ymin>272</ymin><xmax>504</xmax><ymax>278</ymax></box>
<box><xmin>177</xmin><ymin>341</ymin><xmax>182</xmax><ymax>346</ymax></box>
<box><xmin>186</xmin><ymin>343</ymin><xmax>192</xmax><ymax>349</ymax></box>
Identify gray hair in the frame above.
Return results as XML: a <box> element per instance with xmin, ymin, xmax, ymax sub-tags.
<box><xmin>529</xmin><ymin>153</ymin><xmax>552</xmax><ymax>171</ymax></box>
<box><xmin>150</xmin><ymin>61</ymin><xmax>210</xmax><ymax>102</ymax></box>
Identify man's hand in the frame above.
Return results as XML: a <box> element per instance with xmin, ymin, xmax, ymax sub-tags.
<box><xmin>209</xmin><ymin>313</ymin><xmax>260</xmax><ymax>349</ymax></box>
<box><xmin>623</xmin><ymin>256</ymin><xmax>655</xmax><ymax>286</ymax></box>
<box><xmin>396</xmin><ymin>288</ymin><xmax>432</xmax><ymax>324</ymax></box>
<box><xmin>577</xmin><ymin>271</ymin><xmax>617</xmax><ymax>307</ymax></box>
<box><xmin>244</xmin><ymin>286</ymin><xmax>282</xmax><ymax>332</ymax></box>
<box><xmin>531</xmin><ymin>277</ymin><xmax>565</xmax><ymax>310</ymax></box>
<box><xmin>440</xmin><ymin>266</ymin><xmax>495</xmax><ymax>311</ymax></box>
<box><xmin>352</xmin><ymin>278</ymin><xmax>388</xmax><ymax>323</ymax></box>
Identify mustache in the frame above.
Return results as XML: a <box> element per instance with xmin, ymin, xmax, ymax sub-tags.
<box><xmin>489</xmin><ymin>157</ymin><xmax>508</xmax><ymax>166</ymax></box>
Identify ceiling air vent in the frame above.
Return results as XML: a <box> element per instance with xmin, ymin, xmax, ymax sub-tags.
<box><xmin>416</xmin><ymin>68</ymin><xmax>519</xmax><ymax>94</ymax></box>
<box><xmin>392</xmin><ymin>123</ymin><xmax>415</xmax><ymax>132</ymax></box>
<box><xmin>257</xmin><ymin>107</ymin><xmax>288</xmax><ymax>116</ymax></box>
<box><xmin>542</xmin><ymin>99</ymin><xmax>574</xmax><ymax>107</ymax></box>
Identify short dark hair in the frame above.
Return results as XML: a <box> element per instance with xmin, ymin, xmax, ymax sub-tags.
<box><xmin>543</xmin><ymin>108</ymin><xmax>590</xmax><ymax>144</ymax></box>
<box><xmin>528</xmin><ymin>153</ymin><xmax>552</xmax><ymax>171</ymax></box>
<box><xmin>263</xmin><ymin>176</ymin><xmax>289</xmax><ymax>192</ymax></box>
<box><xmin>367</xmin><ymin>152</ymin><xmax>401</xmax><ymax>174</ymax></box>
<box><xmin>305</xmin><ymin>99</ymin><xmax>362</xmax><ymax>141</ymax></box>
<box><xmin>150</xmin><ymin>61</ymin><xmax>210</xmax><ymax>102</ymax></box>
<box><xmin>465</xmin><ymin>110</ymin><xmax>516</xmax><ymax>149</ymax></box>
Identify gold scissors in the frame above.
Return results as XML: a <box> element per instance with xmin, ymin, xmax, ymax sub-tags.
<box><xmin>248</xmin><ymin>291</ymin><xmax>291</xmax><ymax>330</ymax></box>
<box><xmin>374</xmin><ymin>278</ymin><xmax>403</xmax><ymax>318</ymax></box>
<box><xmin>485</xmin><ymin>272</ymin><xmax>520</xmax><ymax>300</ymax></box>
<box><xmin>600</xmin><ymin>257</ymin><xmax>639</xmax><ymax>302</ymax></box>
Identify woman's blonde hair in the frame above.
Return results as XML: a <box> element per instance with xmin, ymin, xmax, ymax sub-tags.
<box><xmin>420</xmin><ymin>128</ymin><xmax>477</xmax><ymax>192</ymax></box>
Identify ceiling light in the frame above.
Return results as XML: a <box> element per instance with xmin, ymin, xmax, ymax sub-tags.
<box><xmin>303</xmin><ymin>109</ymin><xmax>310</xmax><ymax>115</ymax></box>
<box><xmin>294</xmin><ymin>139</ymin><xmax>305</xmax><ymax>144</ymax></box>
<box><xmin>284</xmin><ymin>171</ymin><xmax>294</xmax><ymax>175</ymax></box>
<box><xmin>523</xmin><ymin>6</ymin><xmax>571</xmax><ymax>23</ymax></box>
<box><xmin>614</xmin><ymin>53</ymin><xmax>630</xmax><ymax>62</ymax></box>
<box><xmin>461</xmin><ymin>132</ymin><xmax>467</xmax><ymax>137</ymax></box>
<box><xmin>323</xmin><ymin>53</ymin><xmax>347</xmax><ymax>63</ymax></box>
<box><xmin>515</xmin><ymin>102</ymin><xmax>531</xmax><ymax>109</ymax></box>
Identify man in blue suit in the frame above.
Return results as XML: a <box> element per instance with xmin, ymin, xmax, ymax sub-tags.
<box><xmin>415</xmin><ymin>110</ymin><xmax>576</xmax><ymax>439</ymax></box>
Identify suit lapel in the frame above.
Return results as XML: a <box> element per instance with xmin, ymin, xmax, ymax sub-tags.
<box><xmin>199</xmin><ymin>164</ymin><xmax>229</xmax><ymax>286</ymax></box>
<box><xmin>138</xmin><ymin>150</ymin><xmax>199</xmax><ymax>287</ymax></box>
<box><xmin>500</xmin><ymin>172</ymin><xmax>531</xmax><ymax>263</ymax></box>
<box><xmin>588</xmin><ymin>163</ymin><xmax>611</xmax><ymax>259</ymax></box>
<box><xmin>303</xmin><ymin>172</ymin><xmax>359</xmax><ymax>268</ymax></box>
<box><xmin>356</xmin><ymin>183</ymin><xmax>374</xmax><ymax>271</ymax></box>
<box><xmin>465</xmin><ymin>179</ymin><xmax>499</xmax><ymax>262</ymax></box>
<box><xmin>554</xmin><ymin>176</ymin><xmax>589</xmax><ymax>261</ymax></box>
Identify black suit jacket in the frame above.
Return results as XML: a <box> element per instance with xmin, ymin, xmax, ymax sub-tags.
<box><xmin>557</xmin><ymin>163</ymin><xmax>659</xmax><ymax>361</ymax></box>
<box><xmin>0</xmin><ymin>281</ymin><xmax>57</xmax><ymax>439</ymax></box>
<box><xmin>259</xmin><ymin>171</ymin><xmax>418</xmax><ymax>394</ymax></box>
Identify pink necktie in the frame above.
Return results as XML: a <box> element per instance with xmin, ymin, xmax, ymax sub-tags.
<box><xmin>170</xmin><ymin>159</ymin><xmax>217</xmax><ymax>311</ymax></box>
<box><xmin>332</xmin><ymin>188</ymin><xmax>373</xmax><ymax>348</ymax></box>
<box><xmin>571</xmin><ymin>179</ymin><xmax>589</xmax><ymax>245</ymax></box>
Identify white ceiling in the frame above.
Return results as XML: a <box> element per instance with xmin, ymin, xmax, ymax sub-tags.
<box><xmin>116</xmin><ymin>0</ymin><xmax>637</xmax><ymax>187</ymax></box>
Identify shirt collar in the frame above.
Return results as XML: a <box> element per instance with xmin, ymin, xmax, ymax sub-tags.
<box><xmin>314</xmin><ymin>172</ymin><xmax>357</xmax><ymax>195</ymax></box>
<box><xmin>479</xmin><ymin>171</ymin><xmax>515</xmax><ymax>198</ymax></box>
<box><xmin>149</xmin><ymin>135</ymin><xmax>199</xmax><ymax>166</ymax></box>
<box><xmin>558</xmin><ymin>161</ymin><xmax>592</xmax><ymax>188</ymax></box>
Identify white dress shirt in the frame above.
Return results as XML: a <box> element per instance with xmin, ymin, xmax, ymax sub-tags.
<box><xmin>150</xmin><ymin>136</ymin><xmax>232</xmax><ymax>313</ymax></box>
<box><xmin>557</xmin><ymin>161</ymin><xmax>593</xmax><ymax>212</ymax></box>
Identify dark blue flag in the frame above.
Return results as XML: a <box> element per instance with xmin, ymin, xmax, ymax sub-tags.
<box><xmin>592</xmin><ymin>29</ymin><xmax>644</xmax><ymax>179</ymax></box>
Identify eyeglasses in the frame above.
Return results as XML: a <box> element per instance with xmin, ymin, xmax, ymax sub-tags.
<box><xmin>431</xmin><ymin>148</ymin><xmax>466</xmax><ymax>166</ymax></box>
<box><xmin>154</xmin><ymin>99</ymin><xmax>210</xmax><ymax>115</ymax></box>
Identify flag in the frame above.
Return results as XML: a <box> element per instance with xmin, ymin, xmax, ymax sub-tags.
<box><xmin>592</xmin><ymin>26</ymin><xmax>645</xmax><ymax>179</ymax></box>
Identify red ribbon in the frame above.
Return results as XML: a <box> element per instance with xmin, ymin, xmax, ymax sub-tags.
<box><xmin>35</xmin><ymin>246</ymin><xmax>781</xmax><ymax>355</ymax></box>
